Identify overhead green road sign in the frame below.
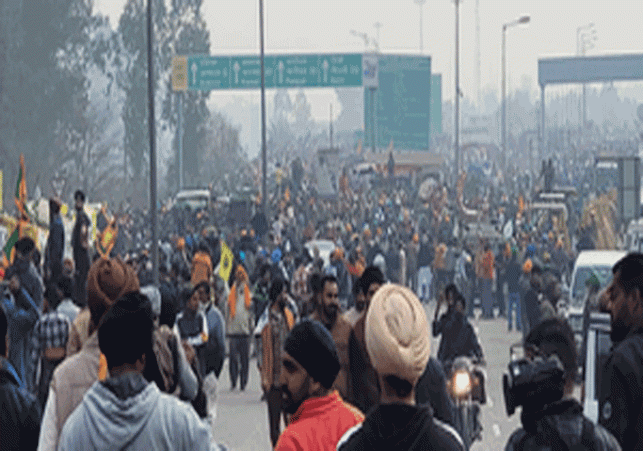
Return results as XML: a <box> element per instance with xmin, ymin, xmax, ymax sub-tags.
<box><xmin>364</xmin><ymin>55</ymin><xmax>432</xmax><ymax>151</ymax></box>
<box><xmin>181</xmin><ymin>53</ymin><xmax>363</xmax><ymax>91</ymax></box>
<box><xmin>188</xmin><ymin>56</ymin><xmax>230</xmax><ymax>90</ymax></box>
<box><xmin>321</xmin><ymin>54</ymin><xmax>362</xmax><ymax>87</ymax></box>
<box><xmin>229</xmin><ymin>56</ymin><xmax>273</xmax><ymax>89</ymax></box>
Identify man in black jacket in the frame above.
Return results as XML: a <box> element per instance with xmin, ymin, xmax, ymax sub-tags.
<box><xmin>505</xmin><ymin>318</ymin><xmax>620</xmax><ymax>451</ymax></box>
<box><xmin>339</xmin><ymin>284</ymin><xmax>464</xmax><ymax>451</ymax></box>
<box><xmin>415</xmin><ymin>357</ymin><xmax>455</xmax><ymax>427</ymax></box>
<box><xmin>45</xmin><ymin>198</ymin><xmax>64</xmax><ymax>284</ymax></box>
<box><xmin>432</xmin><ymin>285</ymin><xmax>484</xmax><ymax>372</ymax></box>
<box><xmin>599</xmin><ymin>253</ymin><xmax>643</xmax><ymax>450</ymax></box>
<box><xmin>0</xmin><ymin>306</ymin><xmax>41</xmax><ymax>451</ymax></box>
<box><xmin>505</xmin><ymin>250</ymin><xmax>523</xmax><ymax>332</ymax></box>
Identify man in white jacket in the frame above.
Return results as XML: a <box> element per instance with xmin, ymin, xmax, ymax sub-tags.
<box><xmin>58</xmin><ymin>293</ymin><xmax>225</xmax><ymax>451</ymax></box>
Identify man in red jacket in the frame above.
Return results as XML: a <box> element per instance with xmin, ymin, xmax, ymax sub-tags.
<box><xmin>276</xmin><ymin>320</ymin><xmax>364</xmax><ymax>451</ymax></box>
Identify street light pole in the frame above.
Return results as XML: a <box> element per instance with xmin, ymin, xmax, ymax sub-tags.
<box><xmin>501</xmin><ymin>23</ymin><xmax>506</xmax><ymax>179</ymax></box>
<box><xmin>454</xmin><ymin>0</ymin><xmax>460</xmax><ymax>181</ymax></box>
<box><xmin>147</xmin><ymin>0</ymin><xmax>158</xmax><ymax>285</ymax></box>
<box><xmin>414</xmin><ymin>0</ymin><xmax>426</xmax><ymax>53</ymax></box>
<box><xmin>374</xmin><ymin>22</ymin><xmax>382</xmax><ymax>52</ymax></box>
<box><xmin>577</xmin><ymin>24</ymin><xmax>597</xmax><ymax>130</ymax></box>
<box><xmin>350</xmin><ymin>30</ymin><xmax>370</xmax><ymax>52</ymax></box>
<box><xmin>501</xmin><ymin>15</ymin><xmax>530</xmax><ymax>181</ymax></box>
<box><xmin>260</xmin><ymin>0</ymin><xmax>267</xmax><ymax>218</ymax></box>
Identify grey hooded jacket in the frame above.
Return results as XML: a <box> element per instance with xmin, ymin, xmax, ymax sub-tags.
<box><xmin>58</xmin><ymin>373</ymin><xmax>222</xmax><ymax>451</ymax></box>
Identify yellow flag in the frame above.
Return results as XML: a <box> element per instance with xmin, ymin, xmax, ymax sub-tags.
<box><xmin>219</xmin><ymin>241</ymin><xmax>234</xmax><ymax>282</ymax></box>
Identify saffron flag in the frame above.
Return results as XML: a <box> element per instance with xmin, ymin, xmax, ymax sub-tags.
<box><xmin>2</xmin><ymin>226</ymin><xmax>19</xmax><ymax>265</ymax></box>
<box><xmin>97</xmin><ymin>220</ymin><xmax>118</xmax><ymax>259</ymax></box>
<box><xmin>219</xmin><ymin>241</ymin><xmax>234</xmax><ymax>283</ymax></box>
<box><xmin>14</xmin><ymin>154</ymin><xmax>28</xmax><ymax>220</ymax></box>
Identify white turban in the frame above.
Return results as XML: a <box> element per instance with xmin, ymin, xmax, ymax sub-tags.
<box><xmin>365</xmin><ymin>284</ymin><xmax>430</xmax><ymax>384</ymax></box>
<box><xmin>140</xmin><ymin>285</ymin><xmax>162</xmax><ymax>318</ymax></box>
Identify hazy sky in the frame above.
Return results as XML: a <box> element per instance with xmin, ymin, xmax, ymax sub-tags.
<box><xmin>94</xmin><ymin>0</ymin><xmax>643</xmax><ymax>121</ymax></box>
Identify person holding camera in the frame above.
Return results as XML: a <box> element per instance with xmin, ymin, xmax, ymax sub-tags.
<box><xmin>504</xmin><ymin>318</ymin><xmax>620</xmax><ymax>451</ymax></box>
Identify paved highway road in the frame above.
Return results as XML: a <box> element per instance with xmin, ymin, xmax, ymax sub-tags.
<box><xmin>211</xmin><ymin>303</ymin><xmax>572</xmax><ymax>450</ymax></box>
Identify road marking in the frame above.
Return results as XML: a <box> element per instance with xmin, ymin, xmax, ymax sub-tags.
<box><xmin>487</xmin><ymin>396</ymin><xmax>493</xmax><ymax>408</ymax></box>
<box><xmin>493</xmin><ymin>424</ymin><xmax>501</xmax><ymax>437</ymax></box>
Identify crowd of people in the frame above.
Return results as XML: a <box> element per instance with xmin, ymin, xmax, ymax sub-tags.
<box><xmin>0</xmin><ymin>164</ymin><xmax>641</xmax><ymax>451</ymax></box>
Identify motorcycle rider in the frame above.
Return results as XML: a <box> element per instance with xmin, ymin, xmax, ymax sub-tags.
<box><xmin>432</xmin><ymin>284</ymin><xmax>484</xmax><ymax>373</ymax></box>
<box><xmin>504</xmin><ymin>318</ymin><xmax>621</xmax><ymax>451</ymax></box>
<box><xmin>432</xmin><ymin>284</ymin><xmax>485</xmax><ymax>446</ymax></box>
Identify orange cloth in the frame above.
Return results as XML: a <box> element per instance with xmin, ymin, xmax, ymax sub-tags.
<box><xmin>482</xmin><ymin>250</ymin><xmax>495</xmax><ymax>280</ymax></box>
<box><xmin>433</xmin><ymin>243</ymin><xmax>447</xmax><ymax>270</ymax></box>
<box><xmin>229</xmin><ymin>265</ymin><xmax>252</xmax><ymax>319</ymax></box>
<box><xmin>191</xmin><ymin>251</ymin><xmax>212</xmax><ymax>287</ymax></box>
<box><xmin>275</xmin><ymin>391</ymin><xmax>364</xmax><ymax>451</ymax></box>
<box><xmin>98</xmin><ymin>354</ymin><xmax>108</xmax><ymax>381</ymax></box>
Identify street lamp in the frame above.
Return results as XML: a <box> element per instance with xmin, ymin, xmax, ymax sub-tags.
<box><xmin>351</xmin><ymin>29</ymin><xmax>377</xmax><ymax>153</ymax></box>
<box><xmin>576</xmin><ymin>23</ymin><xmax>595</xmax><ymax>55</ymax></box>
<box><xmin>414</xmin><ymin>0</ymin><xmax>427</xmax><ymax>53</ymax></box>
<box><xmin>577</xmin><ymin>23</ymin><xmax>597</xmax><ymax>129</ymax></box>
<box><xmin>501</xmin><ymin>15</ymin><xmax>530</xmax><ymax>181</ymax></box>
<box><xmin>350</xmin><ymin>30</ymin><xmax>370</xmax><ymax>52</ymax></box>
<box><xmin>373</xmin><ymin>22</ymin><xmax>382</xmax><ymax>53</ymax></box>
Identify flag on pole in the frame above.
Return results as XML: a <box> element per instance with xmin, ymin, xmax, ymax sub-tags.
<box><xmin>219</xmin><ymin>241</ymin><xmax>234</xmax><ymax>283</ymax></box>
<box><xmin>97</xmin><ymin>220</ymin><xmax>118</xmax><ymax>259</ymax></box>
<box><xmin>14</xmin><ymin>154</ymin><xmax>28</xmax><ymax>220</ymax></box>
<box><xmin>2</xmin><ymin>226</ymin><xmax>19</xmax><ymax>266</ymax></box>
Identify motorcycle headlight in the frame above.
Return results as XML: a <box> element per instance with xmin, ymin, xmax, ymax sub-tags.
<box><xmin>454</xmin><ymin>371</ymin><xmax>472</xmax><ymax>397</ymax></box>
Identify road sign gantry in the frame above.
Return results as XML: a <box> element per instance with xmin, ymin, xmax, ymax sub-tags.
<box><xmin>173</xmin><ymin>53</ymin><xmax>365</xmax><ymax>91</ymax></box>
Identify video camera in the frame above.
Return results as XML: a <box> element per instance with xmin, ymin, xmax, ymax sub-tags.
<box><xmin>502</xmin><ymin>343</ymin><xmax>566</xmax><ymax>416</ymax></box>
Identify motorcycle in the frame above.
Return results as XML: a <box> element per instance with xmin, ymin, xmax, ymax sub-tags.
<box><xmin>446</xmin><ymin>356</ymin><xmax>486</xmax><ymax>450</ymax></box>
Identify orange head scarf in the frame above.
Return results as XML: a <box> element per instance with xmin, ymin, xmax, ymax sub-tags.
<box><xmin>229</xmin><ymin>265</ymin><xmax>252</xmax><ymax>319</ymax></box>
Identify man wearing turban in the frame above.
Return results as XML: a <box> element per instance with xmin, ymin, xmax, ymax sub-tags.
<box><xmin>226</xmin><ymin>265</ymin><xmax>254</xmax><ymax>391</ymax></box>
<box><xmin>338</xmin><ymin>285</ymin><xmax>465</xmax><ymax>451</ymax></box>
<box><xmin>275</xmin><ymin>320</ymin><xmax>364</xmax><ymax>451</ymax></box>
<box><xmin>38</xmin><ymin>257</ymin><xmax>140</xmax><ymax>451</ymax></box>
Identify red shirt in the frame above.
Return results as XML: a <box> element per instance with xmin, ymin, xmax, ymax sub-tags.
<box><xmin>275</xmin><ymin>391</ymin><xmax>364</xmax><ymax>451</ymax></box>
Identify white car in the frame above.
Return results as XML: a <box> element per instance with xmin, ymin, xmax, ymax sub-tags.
<box><xmin>304</xmin><ymin>239</ymin><xmax>336</xmax><ymax>268</ymax></box>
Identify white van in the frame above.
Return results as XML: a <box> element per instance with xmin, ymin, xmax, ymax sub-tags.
<box><xmin>173</xmin><ymin>189</ymin><xmax>211</xmax><ymax>210</ymax></box>
<box><xmin>569</xmin><ymin>250</ymin><xmax>626</xmax><ymax>306</ymax></box>
<box><xmin>566</xmin><ymin>250</ymin><xmax>625</xmax><ymax>360</ymax></box>
<box><xmin>625</xmin><ymin>218</ymin><xmax>643</xmax><ymax>253</ymax></box>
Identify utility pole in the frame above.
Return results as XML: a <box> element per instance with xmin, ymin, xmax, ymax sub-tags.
<box><xmin>475</xmin><ymin>0</ymin><xmax>481</xmax><ymax>108</ymax></box>
<box><xmin>577</xmin><ymin>24</ymin><xmax>597</xmax><ymax>130</ymax></box>
<box><xmin>414</xmin><ymin>0</ymin><xmax>426</xmax><ymax>53</ymax></box>
<box><xmin>330</xmin><ymin>103</ymin><xmax>333</xmax><ymax>149</ymax></box>
<box><xmin>502</xmin><ymin>16</ymin><xmax>530</xmax><ymax>181</ymax></box>
<box><xmin>374</xmin><ymin>22</ymin><xmax>382</xmax><ymax>52</ymax></box>
<box><xmin>177</xmin><ymin>94</ymin><xmax>183</xmax><ymax>190</ymax></box>
<box><xmin>147</xmin><ymin>0</ymin><xmax>158</xmax><ymax>285</ymax></box>
<box><xmin>454</xmin><ymin>0</ymin><xmax>460</xmax><ymax>180</ymax></box>
<box><xmin>260</xmin><ymin>0</ymin><xmax>267</xmax><ymax>217</ymax></box>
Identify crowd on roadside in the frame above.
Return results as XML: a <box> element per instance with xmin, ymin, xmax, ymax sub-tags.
<box><xmin>0</xmin><ymin>157</ymin><xmax>639</xmax><ymax>451</ymax></box>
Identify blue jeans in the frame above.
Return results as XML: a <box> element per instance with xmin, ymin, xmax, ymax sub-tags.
<box><xmin>481</xmin><ymin>279</ymin><xmax>493</xmax><ymax>318</ymax></box>
<box><xmin>507</xmin><ymin>292</ymin><xmax>522</xmax><ymax>331</ymax></box>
